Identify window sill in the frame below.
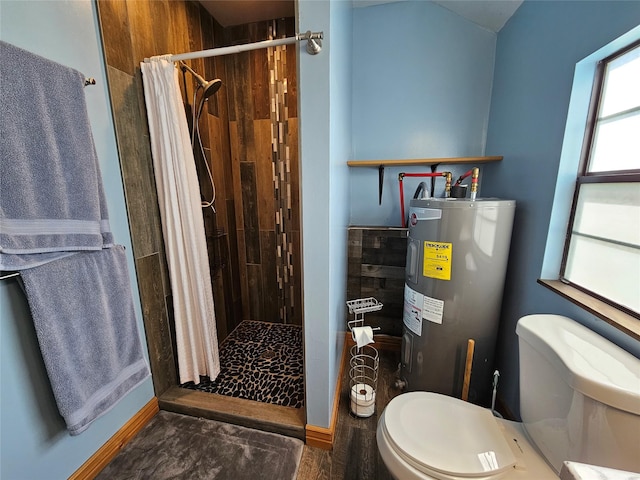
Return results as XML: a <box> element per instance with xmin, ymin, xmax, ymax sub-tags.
<box><xmin>538</xmin><ymin>279</ymin><xmax>640</xmax><ymax>341</ymax></box>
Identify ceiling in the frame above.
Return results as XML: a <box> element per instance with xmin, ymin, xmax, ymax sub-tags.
<box><xmin>199</xmin><ymin>1</ymin><xmax>294</xmax><ymax>27</ymax></box>
<box><xmin>430</xmin><ymin>0</ymin><xmax>522</xmax><ymax>32</ymax></box>
<box><xmin>199</xmin><ymin>0</ymin><xmax>522</xmax><ymax>33</ymax></box>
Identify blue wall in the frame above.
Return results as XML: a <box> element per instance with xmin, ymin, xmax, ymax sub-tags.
<box><xmin>483</xmin><ymin>0</ymin><xmax>640</xmax><ymax>417</ymax></box>
<box><xmin>2</xmin><ymin>1</ymin><xmax>638</xmax><ymax>469</ymax></box>
<box><xmin>328</xmin><ymin>0</ymin><xmax>353</xmax><ymax>426</ymax></box>
<box><xmin>348</xmin><ymin>0</ymin><xmax>640</xmax><ymax>418</ymax></box>
<box><xmin>0</xmin><ymin>1</ymin><xmax>154</xmax><ymax>478</ymax></box>
<box><xmin>350</xmin><ymin>1</ymin><xmax>496</xmax><ymax>226</ymax></box>
<box><xmin>298</xmin><ymin>0</ymin><xmax>353</xmax><ymax>428</ymax></box>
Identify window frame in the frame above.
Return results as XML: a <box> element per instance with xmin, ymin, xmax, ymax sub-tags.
<box><xmin>558</xmin><ymin>39</ymin><xmax>640</xmax><ymax>320</ymax></box>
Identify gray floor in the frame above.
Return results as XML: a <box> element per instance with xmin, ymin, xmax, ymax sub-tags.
<box><xmin>97</xmin><ymin>410</ymin><xmax>304</xmax><ymax>479</ymax></box>
<box><xmin>99</xmin><ymin>347</ymin><xmax>400</xmax><ymax>480</ymax></box>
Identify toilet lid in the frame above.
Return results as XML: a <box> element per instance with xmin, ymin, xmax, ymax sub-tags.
<box><xmin>383</xmin><ymin>392</ymin><xmax>516</xmax><ymax>478</ymax></box>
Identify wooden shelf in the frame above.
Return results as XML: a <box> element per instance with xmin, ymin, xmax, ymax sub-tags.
<box><xmin>347</xmin><ymin>156</ymin><xmax>503</xmax><ymax>204</ymax></box>
<box><xmin>347</xmin><ymin>156</ymin><xmax>503</xmax><ymax>167</ymax></box>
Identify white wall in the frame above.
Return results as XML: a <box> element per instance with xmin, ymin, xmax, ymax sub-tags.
<box><xmin>0</xmin><ymin>2</ymin><xmax>154</xmax><ymax>478</ymax></box>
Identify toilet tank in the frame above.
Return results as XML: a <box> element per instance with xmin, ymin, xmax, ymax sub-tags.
<box><xmin>516</xmin><ymin>314</ymin><xmax>640</xmax><ymax>474</ymax></box>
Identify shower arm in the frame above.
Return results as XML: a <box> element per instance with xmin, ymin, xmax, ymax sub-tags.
<box><xmin>144</xmin><ymin>31</ymin><xmax>324</xmax><ymax>63</ymax></box>
<box><xmin>179</xmin><ymin>61</ymin><xmax>205</xmax><ymax>86</ymax></box>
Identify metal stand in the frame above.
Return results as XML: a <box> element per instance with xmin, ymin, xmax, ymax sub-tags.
<box><xmin>346</xmin><ymin>298</ymin><xmax>382</xmax><ymax>418</ymax></box>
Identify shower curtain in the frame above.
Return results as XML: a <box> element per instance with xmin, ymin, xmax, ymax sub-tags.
<box><xmin>140</xmin><ymin>57</ymin><xmax>220</xmax><ymax>385</ymax></box>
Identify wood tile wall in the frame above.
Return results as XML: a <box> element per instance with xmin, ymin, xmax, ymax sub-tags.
<box><xmin>224</xmin><ymin>19</ymin><xmax>302</xmax><ymax>326</ymax></box>
<box><xmin>347</xmin><ymin>228</ymin><xmax>408</xmax><ymax>337</ymax></box>
<box><xmin>96</xmin><ymin>0</ymin><xmax>302</xmax><ymax>397</ymax></box>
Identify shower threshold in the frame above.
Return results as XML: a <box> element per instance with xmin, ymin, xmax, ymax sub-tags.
<box><xmin>160</xmin><ymin>321</ymin><xmax>305</xmax><ymax>439</ymax></box>
<box><xmin>158</xmin><ymin>386</ymin><xmax>305</xmax><ymax>440</ymax></box>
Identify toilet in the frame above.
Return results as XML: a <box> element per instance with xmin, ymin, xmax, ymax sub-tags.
<box><xmin>377</xmin><ymin>314</ymin><xmax>640</xmax><ymax>479</ymax></box>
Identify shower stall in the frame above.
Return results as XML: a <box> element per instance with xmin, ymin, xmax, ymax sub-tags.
<box><xmin>168</xmin><ymin>19</ymin><xmax>306</xmax><ymax>407</ymax></box>
<box><xmin>96</xmin><ymin>1</ymin><xmax>310</xmax><ymax>435</ymax></box>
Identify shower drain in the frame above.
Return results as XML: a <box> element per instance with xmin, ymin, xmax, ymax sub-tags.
<box><xmin>260</xmin><ymin>350</ymin><xmax>277</xmax><ymax>360</ymax></box>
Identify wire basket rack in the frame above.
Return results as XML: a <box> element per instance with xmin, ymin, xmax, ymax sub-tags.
<box><xmin>349</xmin><ymin>344</ymin><xmax>379</xmax><ymax>417</ymax></box>
<box><xmin>346</xmin><ymin>297</ymin><xmax>382</xmax><ymax>418</ymax></box>
<box><xmin>346</xmin><ymin>297</ymin><xmax>383</xmax><ymax>331</ymax></box>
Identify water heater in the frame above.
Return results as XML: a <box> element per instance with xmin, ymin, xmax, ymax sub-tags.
<box><xmin>400</xmin><ymin>198</ymin><xmax>515</xmax><ymax>406</ymax></box>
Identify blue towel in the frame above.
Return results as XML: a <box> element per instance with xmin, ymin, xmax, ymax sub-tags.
<box><xmin>0</xmin><ymin>41</ymin><xmax>113</xmax><ymax>269</ymax></box>
<box><xmin>19</xmin><ymin>246</ymin><xmax>151</xmax><ymax>435</ymax></box>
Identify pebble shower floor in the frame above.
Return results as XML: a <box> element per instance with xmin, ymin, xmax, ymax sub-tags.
<box><xmin>181</xmin><ymin>320</ymin><xmax>304</xmax><ymax>409</ymax></box>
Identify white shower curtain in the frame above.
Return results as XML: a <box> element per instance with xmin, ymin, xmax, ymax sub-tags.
<box><xmin>140</xmin><ymin>56</ymin><xmax>220</xmax><ymax>385</ymax></box>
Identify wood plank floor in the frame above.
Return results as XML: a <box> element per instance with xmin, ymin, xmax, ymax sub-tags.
<box><xmin>296</xmin><ymin>349</ymin><xmax>402</xmax><ymax>480</ymax></box>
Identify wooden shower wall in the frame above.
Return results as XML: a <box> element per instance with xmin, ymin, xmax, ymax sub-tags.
<box><xmin>224</xmin><ymin>19</ymin><xmax>302</xmax><ymax>327</ymax></box>
<box><xmin>97</xmin><ymin>0</ymin><xmax>301</xmax><ymax>397</ymax></box>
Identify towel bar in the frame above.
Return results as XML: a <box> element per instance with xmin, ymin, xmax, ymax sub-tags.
<box><xmin>0</xmin><ymin>272</ymin><xmax>20</xmax><ymax>280</ymax></box>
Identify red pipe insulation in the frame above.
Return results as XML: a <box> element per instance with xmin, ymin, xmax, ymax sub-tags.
<box><xmin>455</xmin><ymin>169</ymin><xmax>474</xmax><ymax>185</ymax></box>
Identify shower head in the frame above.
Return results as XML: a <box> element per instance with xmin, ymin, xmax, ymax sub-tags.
<box><xmin>195</xmin><ymin>78</ymin><xmax>222</xmax><ymax>120</ymax></box>
<box><xmin>179</xmin><ymin>61</ymin><xmax>222</xmax><ymax>98</ymax></box>
<box><xmin>202</xmin><ymin>78</ymin><xmax>222</xmax><ymax>99</ymax></box>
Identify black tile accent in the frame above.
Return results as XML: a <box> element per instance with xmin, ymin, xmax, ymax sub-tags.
<box><xmin>240</xmin><ymin>162</ymin><xmax>261</xmax><ymax>264</ymax></box>
<box><xmin>180</xmin><ymin>321</ymin><xmax>303</xmax><ymax>409</ymax></box>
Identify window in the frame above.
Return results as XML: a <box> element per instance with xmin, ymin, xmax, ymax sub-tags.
<box><xmin>561</xmin><ymin>41</ymin><xmax>640</xmax><ymax>317</ymax></box>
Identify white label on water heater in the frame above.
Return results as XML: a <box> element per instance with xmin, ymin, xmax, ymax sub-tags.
<box><xmin>423</xmin><ymin>295</ymin><xmax>444</xmax><ymax>324</ymax></box>
<box><xmin>403</xmin><ymin>284</ymin><xmax>423</xmax><ymax>336</ymax></box>
<box><xmin>404</xmin><ymin>284</ymin><xmax>445</xmax><ymax>334</ymax></box>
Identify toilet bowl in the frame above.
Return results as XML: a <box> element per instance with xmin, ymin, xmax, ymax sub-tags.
<box><xmin>376</xmin><ymin>392</ymin><xmax>557</xmax><ymax>479</ymax></box>
<box><xmin>377</xmin><ymin>315</ymin><xmax>640</xmax><ymax>479</ymax></box>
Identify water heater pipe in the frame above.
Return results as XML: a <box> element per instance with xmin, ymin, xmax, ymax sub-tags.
<box><xmin>470</xmin><ymin>167</ymin><xmax>480</xmax><ymax>201</ymax></box>
<box><xmin>398</xmin><ymin>172</ymin><xmax>452</xmax><ymax>227</ymax></box>
<box><xmin>454</xmin><ymin>167</ymin><xmax>481</xmax><ymax>200</ymax></box>
<box><xmin>491</xmin><ymin>370</ymin><xmax>503</xmax><ymax>418</ymax></box>
<box><xmin>455</xmin><ymin>168</ymin><xmax>474</xmax><ymax>185</ymax></box>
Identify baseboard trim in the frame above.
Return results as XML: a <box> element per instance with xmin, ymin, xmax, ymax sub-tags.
<box><xmin>305</xmin><ymin>424</ymin><xmax>334</xmax><ymax>450</ymax></box>
<box><xmin>305</xmin><ymin>336</ymin><xmax>349</xmax><ymax>450</ymax></box>
<box><xmin>69</xmin><ymin>397</ymin><xmax>159</xmax><ymax>480</ymax></box>
<box><xmin>304</xmin><ymin>332</ymin><xmax>401</xmax><ymax>449</ymax></box>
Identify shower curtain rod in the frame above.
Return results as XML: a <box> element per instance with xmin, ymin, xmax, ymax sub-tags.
<box><xmin>144</xmin><ymin>30</ymin><xmax>323</xmax><ymax>63</ymax></box>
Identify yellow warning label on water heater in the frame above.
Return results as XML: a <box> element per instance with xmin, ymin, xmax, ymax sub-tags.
<box><xmin>423</xmin><ymin>241</ymin><xmax>452</xmax><ymax>280</ymax></box>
